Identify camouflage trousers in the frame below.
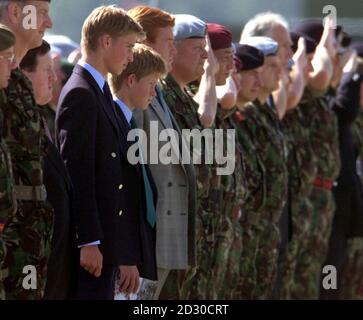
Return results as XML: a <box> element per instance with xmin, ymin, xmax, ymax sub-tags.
<box><xmin>275</xmin><ymin>197</ymin><xmax>314</xmax><ymax>299</ymax></box>
<box><xmin>253</xmin><ymin>218</ymin><xmax>281</xmax><ymax>299</ymax></box>
<box><xmin>340</xmin><ymin>238</ymin><xmax>363</xmax><ymax>299</ymax></box>
<box><xmin>1</xmin><ymin>200</ymin><xmax>54</xmax><ymax>300</ymax></box>
<box><xmin>292</xmin><ymin>186</ymin><xmax>335</xmax><ymax>299</ymax></box>
<box><xmin>206</xmin><ymin>212</ymin><xmax>239</xmax><ymax>300</ymax></box>
<box><xmin>217</xmin><ymin>215</ymin><xmax>242</xmax><ymax>300</ymax></box>
<box><xmin>234</xmin><ymin>220</ymin><xmax>259</xmax><ymax>299</ymax></box>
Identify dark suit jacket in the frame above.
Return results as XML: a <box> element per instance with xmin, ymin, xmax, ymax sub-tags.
<box><xmin>329</xmin><ymin>72</ymin><xmax>363</xmax><ymax>237</ymax></box>
<box><xmin>43</xmin><ymin>137</ymin><xmax>78</xmax><ymax>300</ymax></box>
<box><xmin>55</xmin><ymin>64</ymin><xmax>157</xmax><ymax>280</ymax></box>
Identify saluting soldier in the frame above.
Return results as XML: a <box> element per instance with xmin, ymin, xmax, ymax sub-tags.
<box><xmin>229</xmin><ymin>43</ymin><xmax>266</xmax><ymax>299</ymax></box>
<box><xmin>240</xmin><ymin>36</ymin><xmax>289</xmax><ymax>299</ymax></box>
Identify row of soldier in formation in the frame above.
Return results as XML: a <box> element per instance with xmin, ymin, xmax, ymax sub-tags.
<box><xmin>1</xmin><ymin>1</ymin><xmax>363</xmax><ymax>300</ymax></box>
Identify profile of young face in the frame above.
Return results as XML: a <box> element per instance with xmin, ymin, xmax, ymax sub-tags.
<box><xmin>0</xmin><ymin>46</ymin><xmax>16</xmax><ymax>89</ymax></box>
<box><xmin>214</xmin><ymin>47</ymin><xmax>234</xmax><ymax>86</ymax></box>
<box><xmin>234</xmin><ymin>67</ymin><xmax>263</xmax><ymax>103</ymax></box>
<box><xmin>23</xmin><ymin>52</ymin><xmax>56</xmax><ymax>105</ymax></box>
<box><xmin>173</xmin><ymin>37</ymin><xmax>208</xmax><ymax>82</ymax></box>
<box><xmin>129</xmin><ymin>73</ymin><xmax>159</xmax><ymax>110</ymax></box>
<box><xmin>104</xmin><ymin>32</ymin><xmax>139</xmax><ymax>76</ymax></box>
<box><xmin>260</xmin><ymin>55</ymin><xmax>282</xmax><ymax>94</ymax></box>
<box><xmin>147</xmin><ymin>27</ymin><xmax>176</xmax><ymax>72</ymax></box>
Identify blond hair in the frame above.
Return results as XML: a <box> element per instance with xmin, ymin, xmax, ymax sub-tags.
<box><xmin>109</xmin><ymin>43</ymin><xmax>166</xmax><ymax>94</ymax></box>
<box><xmin>81</xmin><ymin>5</ymin><xmax>145</xmax><ymax>53</ymax></box>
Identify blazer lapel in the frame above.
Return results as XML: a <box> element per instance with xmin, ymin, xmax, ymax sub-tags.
<box><xmin>73</xmin><ymin>65</ymin><xmax>121</xmax><ymax>140</ymax></box>
<box><xmin>150</xmin><ymin>99</ymin><xmax>187</xmax><ymax>175</ymax></box>
<box><xmin>150</xmin><ymin>98</ymin><xmax>171</xmax><ymax>130</ymax></box>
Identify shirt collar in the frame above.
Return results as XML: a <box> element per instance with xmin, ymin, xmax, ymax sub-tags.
<box><xmin>78</xmin><ymin>60</ymin><xmax>106</xmax><ymax>92</ymax></box>
<box><xmin>114</xmin><ymin>98</ymin><xmax>133</xmax><ymax>124</ymax></box>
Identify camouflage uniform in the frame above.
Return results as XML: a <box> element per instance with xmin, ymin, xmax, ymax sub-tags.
<box><xmin>340</xmin><ymin>111</ymin><xmax>363</xmax><ymax>299</ymax></box>
<box><xmin>158</xmin><ymin>75</ymin><xmax>212</xmax><ymax>299</ymax></box>
<box><xmin>275</xmin><ymin>107</ymin><xmax>317</xmax><ymax>299</ymax></box>
<box><xmin>212</xmin><ymin>107</ymin><xmax>247</xmax><ymax>300</ymax></box>
<box><xmin>292</xmin><ymin>87</ymin><xmax>340</xmax><ymax>299</ymax></box>
<box><xmin>240</xmin><ymin>100</ymin><xmax>288</xmax><ymax>299</ymax></box>
<box><xmin>1</xmin><ymin>69</ymin><xmax>54</xmax><ymax>300</ymax></box>
<box><xmin>0</xmin><ymin>89</ymin><xmax>17</xmax><ymax>300</ymax></box>
<box><xmin>231</xmin><ymin>108</ymin><xmax>266</xmax><ymax>299</ymax></box>
<box><xmin>249</xmin><ymin>100</ymin><xmax>288</xmax><ymax>300</ymax></box>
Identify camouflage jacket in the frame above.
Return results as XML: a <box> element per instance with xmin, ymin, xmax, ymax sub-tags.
<box><xmin>243</xmin><ymin>100</ymin><xmax>288</xmax><ymax>223</ymax></box>
<box><xmin>299</xmin><ymin>87</ymin><xmax>341</xmax><ymax>181</ymax></box>
<box><xmin>3</xmin><ymin>68</ymin><xmax>48</xmax><ymax>187</ymax></box>
<box><xmin>231</xmin><ymin>107</ymin><xmax>266</xmax><ymax>225</ymax></box>
<box><xmin>160</xmin><ymin>74</ymin><xmax>211</xmax><ymax>204</ymax></box>
<box><xmin>215</xmin><ymin>106</ymin><xmax>247</xmax><ymax>219</ymax></box>
<box><xmin>0</xmin><ymin>90</ymin><xmax>16</xmax><ymax>237</ymax></box>
<box><xmin>283</xmin><ymin>106</ymin><xmax>318</xmax><ymax>200</ymax></box>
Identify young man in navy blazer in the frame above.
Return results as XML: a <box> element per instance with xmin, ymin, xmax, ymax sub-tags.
<box><xmin>55</xmin><ymin>6</ymin><xmax>157</xmax><ymax>300</ymax></box>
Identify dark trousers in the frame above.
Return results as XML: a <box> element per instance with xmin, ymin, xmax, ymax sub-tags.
<box><xmin>319</xmin><ymin>215</ymin><xmax>348</xmax><ymax>300</ymax></box>
<box><xmin>76</xmin><ymin>264</ymin><xmax>117</xmax><ymax>300</ymax></box>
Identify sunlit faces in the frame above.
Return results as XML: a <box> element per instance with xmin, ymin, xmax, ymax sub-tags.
<box><xmin>104</xmin><ymin>33</ymin><xmax>139</xmax><ymax>76</ymax></box>
<box><xmin>16</xmin><ymin>1</ymin><xmax>53</xmax><ymax>49</ymax></box>
<box><xmin>260</xmin><ymin>55</ymin><xmax>282</xmax><ymax>93</ymax></box>
<box><xmin>214</xmin><ymin>47</ymin><xmax>234</xmax><ymax>86</ymax></box>
<box><xmin>233</xmin><ymin>66</ymin><xmax>263</xmax><ymax>104</ymax></box>
<box><xmin>22</xmin><ymin>52</ymin><xmax>56</xmax><ymax>105</ymax></box>
<box><xmin>172</xmin><ymin>38</ymin><xmax>208</xmax><ymax>83</ymax></box>
<box><xmin>269</xmin><ymin>24</ymin><xmax>293</xmax><ymax>69</ymax></box>
<box><xmin>0</xmin><ymin>46</ymin><xmax>16</xmax><ymax>89</ymax></box>
<box><xmin>128</xmin><ymin>73</ymin><xmax>160</xmax><ymax>110</ymax></box>
<box><xmin>146</xmin><ymin>27</ymin><xmax>176</xmax><ymax>72</ymax></box>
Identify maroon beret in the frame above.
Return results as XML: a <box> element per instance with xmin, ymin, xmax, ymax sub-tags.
<box><xmin>207</xmin><ymin>23</ymin><xmax>232</xmax><ymax>50</ymax></box>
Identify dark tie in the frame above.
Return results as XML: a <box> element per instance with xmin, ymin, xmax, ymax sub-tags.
<box><xmin>103</xmin><ymin>82</ymin><xmax>114</xmax><ymax>105</ymax></box>
<box><xmin>130</xmin><ymin>117</ymin><xmax>157</xmax><ymax>228</ymax></box>
<box><xmin>103</xmin><ymin>82</ymin><xmax>120</xmax><ymax>120</ymax></box>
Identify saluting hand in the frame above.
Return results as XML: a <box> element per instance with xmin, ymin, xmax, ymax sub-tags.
<box><xmin>205</xmin><ymin>34</ymin><xmax>220</xmax><ymax>75</ymax></box>
<box><xmin>320</xmin><ymin>16</ymin><xmax>337</xmax><ymax>59</ymax></box>
<box><xmin>293</xmin><ymin>37</ymin><xmax>307</xmax><ymax>69</ymax></box>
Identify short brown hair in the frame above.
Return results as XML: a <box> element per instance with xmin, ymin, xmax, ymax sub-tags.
<box><xmin>109</xmin><ymin>43</ymin><xmax>166</xmax><ymax>94</ymax></box>
<box><xmin>127</xmin><ymin>6</ymin><xmax>174</xmax><ymax>43</ymax></box>
<box><xmin>81</xmin><ymin>5</ymin><xmax>145</xmax><ymax>53</ymax></box>
<box><xmin>20</xmin><ymin>40</ymin><xmax>51</xmax><ymax>72</ymax></box>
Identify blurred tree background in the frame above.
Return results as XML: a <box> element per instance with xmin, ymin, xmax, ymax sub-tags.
<box><xmin>49</xmin><ymin>0</ymin><xmax>363</xmax><ymax>45</ymax></box>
